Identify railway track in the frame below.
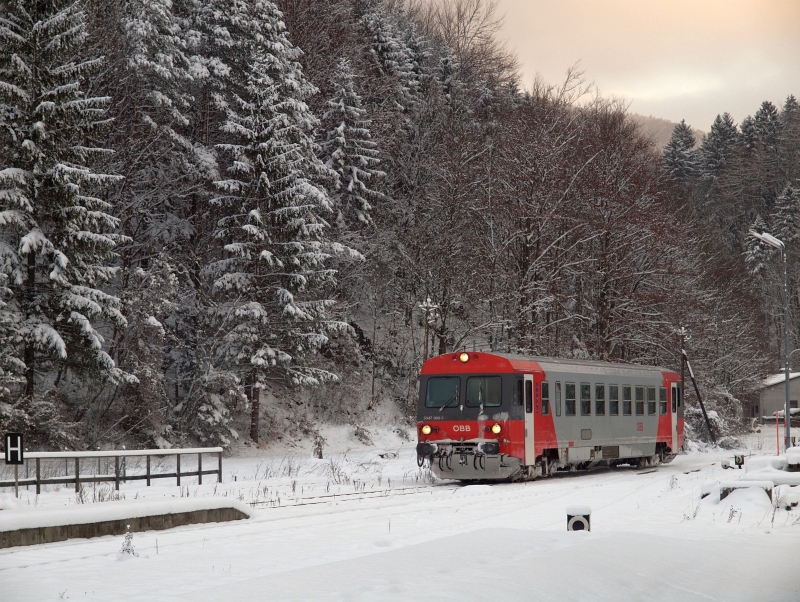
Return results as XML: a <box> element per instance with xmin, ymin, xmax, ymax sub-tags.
<box><xmin>249</xmin><ymin>483</ymin><xmax>461</xmax><ymax>509</ymax></box>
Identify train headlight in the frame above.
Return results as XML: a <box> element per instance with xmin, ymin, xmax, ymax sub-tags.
<box><xmin>421</xmin><ymin>424</ymin><xmax>432</xmax><ymax>435</ymax></box>
<box><xmin>459</xmin><ymin>352</ymin><xmax>469</xmax><ymax>363</ymax></box>
<box><xmin>491</xmin><ymin>423</ymin><xmax>502</xmax><ymax>434</ymax></box>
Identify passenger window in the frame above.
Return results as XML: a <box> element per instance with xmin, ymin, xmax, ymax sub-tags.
<box><xmin>466</xmin><ymin>376</ymin><xmax>502</xmax><ymax>407</ymax></box>
<box><xmin>595</xmin><ymin>384</ymin><xmax>605</xmax><ymax>415</ymax></box>
<box><xmin>541</xmin><ymin>382</ymin><xmax>550</xmax><ymax>416</ymax></box>
<box><xmin>515</xmin><ymin>379</ymin><xmax>523</xmax><ymax>406</ymax></box>
<box><xmin>524</xmin><ymin>379</ymin><xmax>532</xmax><ymax>413</ymax></box>
<box><xmin>647</xmin><ymin>386</ymin><xmax>656</xmax><ymax>415</ymax></box>
<box><xmin>636</xmin><ymin>386</ymin><xmax>645</xmax><ymax>415</ymax></box>
<box><xmin>659</xmin><ymin>387</ymin><xmax>667</xmax><ymax>415</ymax></box>
<box><xmin>623</xmin><ymin>385</ymin><xmax>632</xmax><ymax>415</ymax></box>
<box><xmin>580</xmin><ymin>383</ymin><xmax>591</xmax><ymax>415</ymax></box>
<box><xmin>555</xmin><ymin>382</ymin><xmax>562</xmax><ymax>416</ymax></box>
<box><xmin>565</xmin><ymin>383</ymin><xmax>576</xmax><ymax>416</ymax></box>
<box><xmin>609</xmin><ymin>384</ymin><xmax>619</xmax><ymax>415</ymax></box>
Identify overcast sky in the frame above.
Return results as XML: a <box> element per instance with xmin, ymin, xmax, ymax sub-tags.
<box><xmin>497</xmin><ymin>0</ymin><xmax>800</xmax><ymax>129</ymax></box>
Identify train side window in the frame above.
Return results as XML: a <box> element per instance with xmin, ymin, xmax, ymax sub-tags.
<box><xmin>623</xmin><ymin>385</ymin><xmax>632</xmax><ymax>415</ymax></box>
<box><xmin>580</xmin><ymin>383</ymin><xmax>591</xmax><ymax>415</ymax></box>
<box><xmin>609</xmin><ymin>384</ymin><xmax>619</xmax><ymax>415</ymax></box>
<box><xmin>555</xmin><ymin>382</ymin><xmax>562</xmax><ymax>416</ymax></box>
<box><xmin>524</xmin><ymin>379</ymin><xmax>532</xmax><ymax>413</ymax></box>
<box><xmin>635</xmin><ymin>386</ymin><xmax>644</xmax><ymax>415</ymax></box>
<box><xmin>659</xmin><ymin>387</ymin><xmax>667</xmax><ymax>415</ymax></box>
<box><xmin>647</xmin><ymin>387</ymin><xmax>656</xmax><ymax>415</ymax></box>
<box><xmin>515</xmin><ymin>379</ymin><xmax>523</xmax><ymax>406</ymax></box>
<box><xmin>565</xmin><ymin>383</ymin><xmax>576</xmax><ymax>415</ymax></box>
<box><xmin>595</xmin><ymin>384</ymin><xmax>605</xmax><ymax>415</ymax></box>
<box><xmin>541</xmin><ymin>382</ymin><xmax>550</xmax><ymax>416</ymax></box>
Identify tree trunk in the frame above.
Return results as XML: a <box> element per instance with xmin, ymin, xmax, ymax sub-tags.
<box><xmin>24</xmin><ymin>251</ymin><xmax>36</xmax><ymax>397</ymax></box>
<box><xmin>249</xmin><ymin>376</ymin><xmax>259</xmax><ymax>443</ymax></box>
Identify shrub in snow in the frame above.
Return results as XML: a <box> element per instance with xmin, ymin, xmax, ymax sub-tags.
<box><xmin>120</xmin><ymin>527</ymin><xmax>138</xmax><ymax>556</ymax></box>
<box><xmin>684</xmin><ymin>385</ymin><xmax>747</xmax><ymax>448</ymax></box>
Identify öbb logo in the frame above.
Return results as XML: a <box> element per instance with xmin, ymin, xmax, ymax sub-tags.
<box><xmin>452</xmin><ymin>424</ymin><xmax>471</xmax><ymax>432</ymax></box>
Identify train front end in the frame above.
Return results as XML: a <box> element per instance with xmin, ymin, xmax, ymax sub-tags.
<box><xmin>416</xmin><ymin>352</ymin><xmax>530</xmax><ymax>481</ymax></box>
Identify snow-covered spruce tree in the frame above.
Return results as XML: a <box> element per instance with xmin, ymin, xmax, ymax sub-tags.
<box><xmin>744</xmin><ymin>214</ymin><xmax>775</xmax><ymax>280</ymax></box>
<box><xmin>663</xmin><ymin>119</ymin><xmax>698</xmax><ymax>183</ymax></box>
<box><xmin>86</xmin><ymin>0</ymin><xmax>215</xmax><ymax>444</ymax></box>
<box><xmin>207</xmin><ymin>0</ymin><xmax>354</xmax><ymax>443</ymax></box>
<box><xmin>699</xmin><ymin>113</ymin><xmax>738</xmax><ymax>177</ymax></box>
<box><xmin>0</xmin><ymin>0</ymin><xmax>132</xmax><ymax>419</ymax></box>
<box><xmin>772</xmin><ymin>183</ymin><xmax>800</xmax><ymax>245</ymax></box>
<box><xmin>322</xmin><ymin>58</ymin><xmax>385</xmax><ymax>228</ymax></box>
<box><xmin>362</xmin><ymin>6</ymin><xmax>420</xmax><ymax>111</ymax></box>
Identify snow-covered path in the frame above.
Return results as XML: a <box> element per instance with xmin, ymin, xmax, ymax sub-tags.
<box><xmin>1</xmin><ymin>438</ymin><xmax>798</xmax><ymax>601</ymax></box>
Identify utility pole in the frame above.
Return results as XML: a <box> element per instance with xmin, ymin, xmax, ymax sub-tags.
<box><xmin>749</xmin><ymin>229</ymin><xmax>792</xmax><ymax>451</ymax></box>
<box><xmin>418</xmin><ymin>297</ymin><xmax>438</xmax><ymax>362</ymax></box>
<box><xmin>677</xmin><ymin>327</ymin><xmax>687</xmax><ymax>394</ymax></box>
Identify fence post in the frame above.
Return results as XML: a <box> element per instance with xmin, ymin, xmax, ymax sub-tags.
<box><xmin>146</xmin><ymin>454</ymin><xmax>151</xmax><ymax>487</ymax></box>
<box><xmin>36</xmin><ymin>458</ymin><xmax>40</xmax><ymax>495</ymax></box>
<box><xmin>176</xmin><ymin>453</ymin><xmax>181</xmax><ymax>487</ymax></box>
<box><xmin>75</xmin><ymin>457</ymin><xmax>80</xmax><ymax>493</ymax></box>
<box><xmin>218</xmin><ymin>451</ymin><xmax>223</xmax><ymax>483</ymax></box>
<box><xmin>198</xmin><ymin>453</ymin><xmax>202</xmax><ymax>485</ymax></box>
<box><xmin>114</xmin><ymin>456</ymin><xmax>120</xmax><ymax>491</ymax></box>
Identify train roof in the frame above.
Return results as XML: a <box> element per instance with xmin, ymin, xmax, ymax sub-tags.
<box><xmin>494</xmin><ymin>353</ymin><xmax>672</xmax><ymax>374</ymax></box>
<box><xmin>421</xmin><ymin>351</ymin><xmax>678</xmax><ymax>378</ymax></box>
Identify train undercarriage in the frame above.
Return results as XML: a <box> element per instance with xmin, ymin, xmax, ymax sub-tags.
<box><xmin>417</xmin><ymin>441</ymin><xmax>675</xmax><ymax>482</ymax></box>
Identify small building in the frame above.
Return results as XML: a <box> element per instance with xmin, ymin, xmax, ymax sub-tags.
<box><xmin>756</xmin><ymin>373</ymin><xmax>800</xmax><ymax>420</ymax></box>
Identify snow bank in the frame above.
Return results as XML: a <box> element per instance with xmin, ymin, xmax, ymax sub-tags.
<box><xmin>0</xmin><ymin>493</ymin><xmax>24</xmax><ymax>511</ymax></box>
<box><xmin>0</xmin><ymin>497</ymin><xmax>254</xmax><ymax>532</ymax></box>
<box><xmin>745</xmin><ymin>455</ymin><xmax>787</xmax><ymax>472</ymax></box>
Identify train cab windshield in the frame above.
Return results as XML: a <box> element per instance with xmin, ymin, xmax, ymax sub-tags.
<box><xmin>466</xmin><ymin>376</ymin><xmax>501</xmax><ymax>407</ymax></box>
<box><xmin>424</xmin><ymin>375</ymin><xmax>503</xmax><ymax>410</ymax></box>
<box><xmin>425</xmin><ymin>376</ymin><xmax>460</xmax><ymax>408</ymax></box>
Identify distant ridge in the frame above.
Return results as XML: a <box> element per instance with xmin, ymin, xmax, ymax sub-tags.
<box><xmin>630</xmin><ymin>113</ymin><xmax>705</xmax><ymax>150</ymax></box>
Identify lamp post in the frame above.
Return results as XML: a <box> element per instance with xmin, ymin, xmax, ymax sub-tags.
<box><xmin>749</xmin><ymin>229</ymin><xmax>792</xmax><ymax>451</ymax></box>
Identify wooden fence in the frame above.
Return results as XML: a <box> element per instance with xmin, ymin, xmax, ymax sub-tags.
<box><xmin>0</xmin><ymin>448</ymin><xmax>223</xmax><ymax>494</ymax></box>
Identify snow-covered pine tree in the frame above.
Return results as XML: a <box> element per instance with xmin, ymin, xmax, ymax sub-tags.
<box><xmin>89</xmin><ymin>0</ymin><xmax>214</xmax><ymax>444</ymax></box>
<box><xmin>779</xmin><ymin>95</ymin><xmax>800</xmax><ymax>184</ymax></box>
<box><xmin>322</xmin><ymin>58</ymin><xmax>385</xmax><ymax>227</ymax></box>
<box><xmin>753</xmin><ymin>100</ymin><xmax>781</xmax><ymax>151</ymax></box>
<box><xmin>206</xmin><ymin>0</ymin><xmax>353</xmax><ymax>443</ymax></box>
<box><xmin>663</xmin><ymin>119</ymin><xmax>698</xmax><ymax>183</ymax></box>
<box><xmin>744</xmin><ymin>214</ymin><xmax>775</xmax><ymax>279</ymax></box>
<box><xmin>0</xmin><ymin>0</ymin><xmax>132</xmax><ymax>399</ymax></box>
<box><xmin>772</xmin><ymin>183</ymin><xmax>800</xmax><ymax>245</ymax></box>
<box><xmin>362</xmin><ymin>6</ymin><xmax>419</xmax><ymax>110</ymax></box>
<box><xmin>699</xmin><ymin>113</ymin><xmax>738</xmax><ymax>177</ymax></box>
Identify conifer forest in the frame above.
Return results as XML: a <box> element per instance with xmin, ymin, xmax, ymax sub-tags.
<box><xmin>0</xmin><ymin>0</ymin><xmax>798</xmax><ymax>450</ymax></box>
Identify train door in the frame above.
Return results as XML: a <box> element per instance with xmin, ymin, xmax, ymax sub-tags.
<box><xmin>524</xmin><ymin>374</ymin><xmax>535</xmax><ymax>465</ymax></box>
<box><xmin>670</xmin><ymin>383</ymin><xmax>680</xmax><ymax>451</ymax></box>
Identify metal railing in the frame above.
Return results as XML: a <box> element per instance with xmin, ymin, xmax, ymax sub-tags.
<box><xmin>0</xmin><ymin>448</ymin><xmax>223</xmax><ymax>494</ymax></box>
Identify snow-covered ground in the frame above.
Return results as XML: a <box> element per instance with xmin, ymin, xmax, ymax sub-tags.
<box><xmin>1</xmin><ymin>426</ymin><xmax>798</xmax><ymax>601</ymax></box>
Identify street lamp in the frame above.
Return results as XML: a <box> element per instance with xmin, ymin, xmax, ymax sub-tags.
<box><xmin>749</xmin><ymin>229</ymin><xmax>792</xmax><ymax>451</ymax></box>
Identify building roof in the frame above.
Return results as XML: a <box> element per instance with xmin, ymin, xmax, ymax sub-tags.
<box><xmin>761</xmin><ymin>372</ymin><xmax>800</xmax><ymax>388</ymax></box>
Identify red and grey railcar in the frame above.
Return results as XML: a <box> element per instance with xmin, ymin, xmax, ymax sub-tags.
<box><xmin>416</xmin><ymin>352</ymin><xmax>684</xmax><ymax>481</ymax></box>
